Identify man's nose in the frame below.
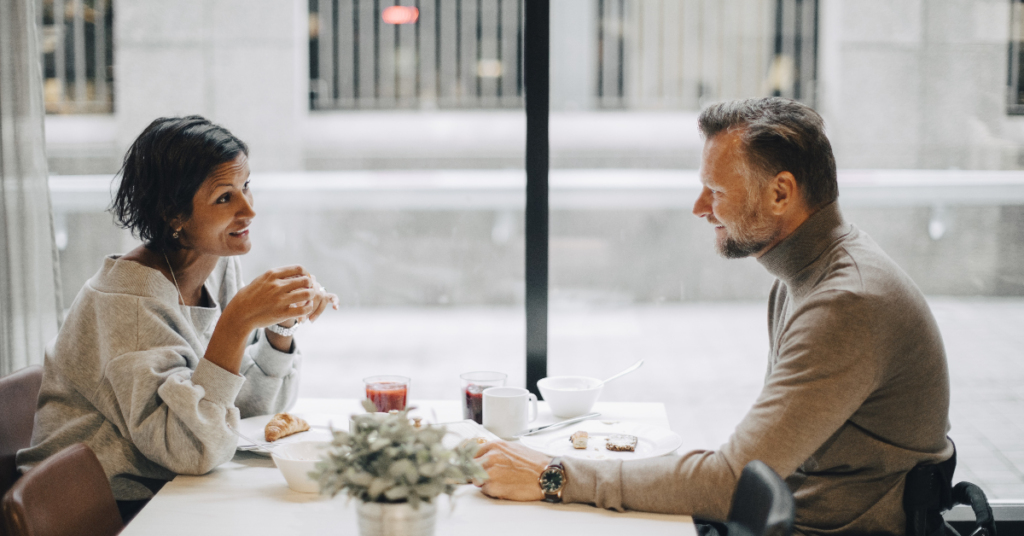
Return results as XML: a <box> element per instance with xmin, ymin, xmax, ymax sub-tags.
<box><xmin>693</xmin><ymin>187</ymin><xmax>711</xmax><ymax>218</ymax></box>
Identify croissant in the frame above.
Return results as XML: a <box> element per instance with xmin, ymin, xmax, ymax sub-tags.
<box><xmin>264</xmin><ymin>413</ymin><xmax>310</xmax><ymax>442</ymax></box>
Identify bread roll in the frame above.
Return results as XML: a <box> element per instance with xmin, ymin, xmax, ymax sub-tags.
<box><xmin>264</xmin><ymin>413</ymin><xmax>310</xmax><ymax>442</ymax></box>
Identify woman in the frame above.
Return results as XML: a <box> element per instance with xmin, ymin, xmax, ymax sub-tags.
<box><xmin>16</xmin><ymin>116</ymin><xmax>338</xmax><ymax>520</ymax></box>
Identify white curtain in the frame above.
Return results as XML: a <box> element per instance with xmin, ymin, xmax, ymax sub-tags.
<box><xmin>0</xmin><ymin>0</ymin><xmax>63</xmax><ymax>376</ymax></box>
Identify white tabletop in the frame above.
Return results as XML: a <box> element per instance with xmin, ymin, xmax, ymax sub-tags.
<box><xmin>123</xmin><ymin>399</ymin><xmax>696</xmax><ymax>536</ymax></box>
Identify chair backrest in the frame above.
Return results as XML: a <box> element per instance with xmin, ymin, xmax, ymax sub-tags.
<box><xmin>2</xmin><ymin>443</ymin><xmax>123</xmax><ymax>536</ymax></box>
<box><xmin>0</xmin><ymin>366</ymin><xmax>43</xmax><ymax>499</ymax></box>
<box><xmin>726</xmin><ymin>460</ymin><xmax>795</xmax><ymax>536</ymax></box>
<box><xmin>905</xmin><ymin>441</ymin><xmax>957</xmax><ymax>536</ymax></box>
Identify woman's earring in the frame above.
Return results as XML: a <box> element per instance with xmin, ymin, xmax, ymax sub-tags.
<box><xmin>172</xmin><ymin>229</ymin><xmax>180</xmax><ymax>239</ymax></box>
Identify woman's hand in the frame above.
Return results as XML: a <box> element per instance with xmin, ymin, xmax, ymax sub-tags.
<box><xmin>304</xmin><ymin>273</ymin><xmax>339</xmax><ymax>323</ymax></box>
<box><xmin>225</xmin><ymin>265</ymin><xmax>318</xmax><ymax>332</ymax></box>
<box><xmin>262</xmin><ymin>273</ymin><xmax>337</xmax><ymax>352</ymax></box>
<box><xmin>473</xmin><ymin>441</ymin><xmax>550</xmax><ymax>501</ymax></box>
<box><xmin>207</xmin><ymin>266</ymin><xmax>315</xmax><ymax>370</ymax></box>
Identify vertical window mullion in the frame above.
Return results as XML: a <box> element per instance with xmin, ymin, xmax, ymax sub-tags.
<box><xmin>523</xmin><ymin>0</ymin><xmax>549</xmax><ymax>396</ymax></box>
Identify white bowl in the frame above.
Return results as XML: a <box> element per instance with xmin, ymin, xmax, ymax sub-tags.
<box><xmin>537</xmin><ymin>376</ymin><xmax>603</xmax><ymax>418</ymax></box>
<box><xmin>271</xmin><ymin>441</ymin><xmax>329</xmax><ymax>493</ymax></box>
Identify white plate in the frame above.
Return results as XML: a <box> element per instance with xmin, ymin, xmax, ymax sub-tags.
<box><xmin>235</xmin><ymin>413</ymin><xmax>339</xmax><ymax>457</ymax></box>
<box><xmin>518</xmin><ymin>420</ymin><xmax>682</xmax><ymax>461</ymax></box>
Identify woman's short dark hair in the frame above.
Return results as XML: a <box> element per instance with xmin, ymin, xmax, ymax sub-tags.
<box><xmin>110</xmin><ymin>116</ymin><xmax>248</xmax><ymax>253</ymax></box>
<box><xmin>697</xmin><ymin>97</ymin><xmax>838</xmax><ymax>210</ymax></box>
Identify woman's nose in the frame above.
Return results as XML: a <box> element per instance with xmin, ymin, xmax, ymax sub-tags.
<box><xmin>238</xmin><ymin>192</ymin><xmax>256</xmax><ymax>219</ymax></box>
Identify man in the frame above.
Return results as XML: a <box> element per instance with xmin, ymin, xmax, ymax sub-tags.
<box><xmin>474</xmin><ymin>98</ymin><xmax>953</xmax><ymax>535</ymax></box>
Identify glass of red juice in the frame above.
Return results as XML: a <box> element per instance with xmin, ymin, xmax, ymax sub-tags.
<box><xmin>460</xmin><ymin>371</ymin><xmax>507</xmax><ymax>424</ymax></box>
<box><xmin>364</xmin><ymin>375</ymin><xmax>410</xmax><ymax>412</ymax></box>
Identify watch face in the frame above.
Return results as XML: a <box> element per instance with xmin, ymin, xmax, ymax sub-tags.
<box><xmin>539</xmin><ymin>468</ymin><xmax>564</xmax><ymax>493</ymax></box>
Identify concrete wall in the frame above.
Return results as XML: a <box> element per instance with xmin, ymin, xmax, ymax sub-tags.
<box><xmin>818</xmin><ymin>0</ymin><xmax>1024</xmax><ymax>170</ymax></box>
<box><xmin>44</xmin><ymin>0</ymin><xmax>1024</xmax><ymax>174</ymax></box>
<box><xmin>46</xmin><ymin>0</ymin><xmax>308</xmax><ymax>175</ymax></box>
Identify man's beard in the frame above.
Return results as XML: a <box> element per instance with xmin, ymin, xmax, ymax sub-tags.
<box><xmin>712</xmin><ymin>198</ymin><xmax>782</xmax><ymax>259</ymax></box>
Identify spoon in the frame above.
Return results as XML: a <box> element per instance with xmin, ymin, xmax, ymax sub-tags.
<box><xmin>593</xmin><ymin>359</ymin><xmax>644</xmax><ymax>389</ymax></box>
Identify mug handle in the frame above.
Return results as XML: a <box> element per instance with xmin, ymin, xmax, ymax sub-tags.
<box><xmin>527</xmin><ymin>393</ymin><xmax>538</xmax><ymax>422</ymax></box>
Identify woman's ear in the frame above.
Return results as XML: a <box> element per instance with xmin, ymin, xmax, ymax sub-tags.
<box><xmin>164</xmin><ymin>212</ymin><xmax>185</xmax><ymax>236</ymax></box>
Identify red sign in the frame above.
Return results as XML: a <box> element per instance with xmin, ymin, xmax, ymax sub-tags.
<box><xmin>382</xmin><ymin>6</ymin><xmax>419</xmax><ymax>25</ymax></box>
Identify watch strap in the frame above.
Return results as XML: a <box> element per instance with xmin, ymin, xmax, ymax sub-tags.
<box><xmin>266</xmin><ymin>321</ymin><xmax>300</xmax><ymax>337</ymax></box>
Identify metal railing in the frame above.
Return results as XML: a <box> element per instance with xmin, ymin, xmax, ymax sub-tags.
<box><xmin>596</xmin><ymin>0</ymin><xmax>818</xmax><ymax>109</ymax></box>
<box><xmin>309</xmin><ymin>0</ymin><xmax>525</xmax><ymax>110</ymax></box>
<box><xmin>37</xmin><ymin>0</ymin><xmax>113</xmax><ymax>114</ymax></box>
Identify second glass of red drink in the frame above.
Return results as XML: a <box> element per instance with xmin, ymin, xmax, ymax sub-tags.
<box><xmin>460</xmin><ymin>371</ymin><xmax>507</xmax><ymax>424</ymax></box>
<box><xmin>364</xmin><ymin>375</ymin><xmax>410</xmax><ymax>412</ymax></box>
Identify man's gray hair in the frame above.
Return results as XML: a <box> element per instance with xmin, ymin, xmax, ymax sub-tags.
<box><xmin>698</xmin><ymin>97</ymin><xmax>838</xmax><ymax>210</ymax></box>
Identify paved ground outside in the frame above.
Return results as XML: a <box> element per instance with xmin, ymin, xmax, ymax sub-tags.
<box><xmin>296</xmin><ymin>297</ymin><xmax>1024</xmax><ymax>500</ymax></box>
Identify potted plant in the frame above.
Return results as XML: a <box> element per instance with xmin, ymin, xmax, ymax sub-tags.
<box><xmin>312</xmin><ymin>400</ymin><xmax>489</xmax><ymax>536</ymax></box>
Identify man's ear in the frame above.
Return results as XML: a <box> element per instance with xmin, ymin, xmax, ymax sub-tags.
<box><xmin>768</xmin><ymin>171</ymin><xmax>799</xmax><ymax>216</ymax></box>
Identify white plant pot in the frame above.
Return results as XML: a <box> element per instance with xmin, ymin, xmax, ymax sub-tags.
<box><xmin>356</xmin><ymin>501</ymin><xmax>437</xmax><ymax>536</ymax></box>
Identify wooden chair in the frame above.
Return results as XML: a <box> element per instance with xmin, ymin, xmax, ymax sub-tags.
<box><xmin>0</xmin><ymin>366</ymin><xmax>43</xmax><ymax>501</ymax></box>
<box><xmin>2</xmin><ymin>443</ymin><xmax>123</xmax><ymax>536</ymax></box>
<box><xmin>724</xmin><ymin>460</ymin><xmax>795</xmax><ymax>536</ymax></box>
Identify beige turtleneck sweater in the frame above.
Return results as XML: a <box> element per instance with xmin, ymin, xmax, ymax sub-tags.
<box><xmin>562</xmin><ymin>202</ymin><xmax>953</xmax><ymax>535</ymax></box>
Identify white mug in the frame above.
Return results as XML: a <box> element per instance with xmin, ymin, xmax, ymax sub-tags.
<box><xmin>482</xmin><ymin>387</ymin><xmax>538</xmax><ymax>439</ymax></box>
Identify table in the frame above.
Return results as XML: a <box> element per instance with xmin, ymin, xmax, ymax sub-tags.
<box><xmin>123</xmin><ymin>399</ymin><xmax>696</xmax><ymax>535</ymax></box>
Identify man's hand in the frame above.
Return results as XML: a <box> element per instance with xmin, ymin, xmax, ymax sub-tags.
<box><xmin>474</xmin><ymin>441</ymin><xmax>552</xmax><ymax>501</ymax></box>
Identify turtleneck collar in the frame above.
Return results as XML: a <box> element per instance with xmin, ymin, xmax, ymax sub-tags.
<box><xmin>756</xmin><ymin>201</ymin><xmax>850</xmax><ymax>285</ymax></box>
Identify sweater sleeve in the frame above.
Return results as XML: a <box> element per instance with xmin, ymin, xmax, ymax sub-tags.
<box><xmin>212</xmin><ymin>255</ymin><xmax>301</xmax><ymax>418</ymax></box>
<box><xmin>562</xmin><ymin>290</ymin><xmax>880</xmax><ymax>520</ymax></box>
<box><xmin>233</xmin><ymin>329</ymin><xmax>301</xmax><ymax>418</ymax></box>
<box><xmin>101</xmin><ymin>304</ymin><xmax>245</xmax><ymax>475</ymax></box>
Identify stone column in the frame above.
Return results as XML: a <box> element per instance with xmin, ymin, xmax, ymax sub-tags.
<box><xmin>114</xmin><ymin>0</ymin><xmax>307</xmax><ymax>171</ymax></box>
<box><xmin>549</xmin><ymin>0</ymin><xmax>597</xmax><ymax>111</ymax></box>
<box><xmin>817</xmin><ymin>0</ymin><xmax>1017</xmax><ymax>170</ymax></box>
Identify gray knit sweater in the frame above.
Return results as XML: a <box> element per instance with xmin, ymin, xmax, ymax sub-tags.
<box><xmin>562</xmin><ymin>203</ymin><xmax>952</xmax><ymax>535</ymax></box>
<box><xmin>16</xmin><ymin>255</ymin><xmax>301</xmax><ymax>500</ymax></box>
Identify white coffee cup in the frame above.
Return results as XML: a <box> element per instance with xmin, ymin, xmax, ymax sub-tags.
<box><xmin>482</xmin><ymin>387</ymin><xmax>538</xmax><ymax>439</ymax></box>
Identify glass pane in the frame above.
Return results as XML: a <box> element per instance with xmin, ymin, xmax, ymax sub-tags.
<box><xmin>549</xmin><ymin>0</ymin><xmax>1024</xmax><ymax>501</ymax></box>
<box><xmin>48</xmin><ymin>0</ymin><xmax>525</xmax><ymax>409</ymax></box>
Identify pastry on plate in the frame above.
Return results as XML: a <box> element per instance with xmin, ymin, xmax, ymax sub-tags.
<box><xmin>458</xmin><ymin>437</ymin><xmax>489</xmax><ymax>449</ymax></box>
<box><xmin>570</xmin><ymin>431</ymin><xmax>589</xmax><ymax>449</ymax></box>
<box><xmin>605</xmin><ymin>434</ymin><xmax>638</xmax><ymax>452</ymax></box>
<box><xmin>264</xmin><ymin>412</ymin><xmax>310</xmax><ymax>442</ymax></box>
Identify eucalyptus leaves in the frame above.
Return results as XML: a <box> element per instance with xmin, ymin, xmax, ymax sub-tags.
<box><xmin>312</xmin><ymin>400</ymin><xmax>489</xmax><ymax>508</ymax></box>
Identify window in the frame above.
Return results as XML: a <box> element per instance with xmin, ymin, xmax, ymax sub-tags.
<box><xmin>38</xmin><ymin>0</ymin><xmax>113</xmax><ymax>114</ymax></box>
<box><xmin>309</xmin><ymin>0</ymin><xmax>524</xmax><ymax>109</ymax></box>
<box><xmin>44</xmin><ymin>0</ymin><xmax>1024</xmax><ymax>505</ymax></box>
<box><xmin>1011</xmin><ymin>0</ymin><xmax>1024</xmax><ymax>114</ymax></box>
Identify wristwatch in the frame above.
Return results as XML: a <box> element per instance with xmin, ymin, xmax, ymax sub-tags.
<box><xmin>266</xmin><ymin>320</ymin><xmax>299</xmax><ymax>337</ymax></box>
<box><xmin>538</xmin><ymin>457</ymin><xmax>567</xmax><ymax>503</ymax></box>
